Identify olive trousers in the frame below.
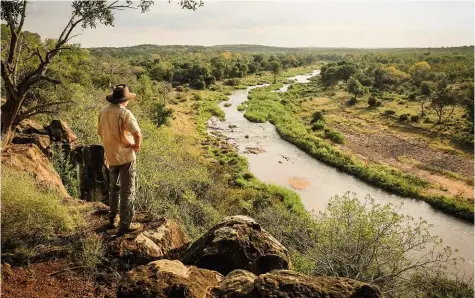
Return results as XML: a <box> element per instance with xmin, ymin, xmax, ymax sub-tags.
<box><xmin>109</xmin><ymin>160</ymin><xmax>136</xmax><ymax>230</ymax></box>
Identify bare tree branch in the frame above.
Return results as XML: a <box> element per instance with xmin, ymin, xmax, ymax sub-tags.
<box><xmin>16</xmin><ymin>100</ymin><xmax>70</xmax><ymax>122</ymax></box>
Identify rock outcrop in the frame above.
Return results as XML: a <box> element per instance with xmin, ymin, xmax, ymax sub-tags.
<box><xmin>117</xmin><ymin>259</ymin><xmax>224</xmax><ymax>298</ymax></box>
<box><xmin>15</xmin><ymin>119</ymin><xmax>49</xmax><ymax>135</ymax></box>
<box><xmin>45</xmin><ymin>120</ymin><xmax>77</xmax><ymax>145</ymax></box>
<box><xmin>71</xmin><ymin>145</ymin><xmax>109</xmax><ymax>202</ymax></box>
<box><xmin>182</xmin><ymin>215</ymin><xmax>291</xmax><ymax>275</ymax></box>
<box><xmin>1</xmin><ymin>144</ymin><xmax>68</xmax><ymax>197</ymax></box>
<box><xmin>108</xmin><ymin>213</ymin><xmax>190</xmax><ymax>266</ymax></box>
<box><xmin>12</xmin><ymin>133</ymin><xmax>51</xmax><ymax>156</ymax></box>
<box><xmin>211</xmin><ymin>269</ymin><xmax>382</xmax><ymax>298</ymax></box>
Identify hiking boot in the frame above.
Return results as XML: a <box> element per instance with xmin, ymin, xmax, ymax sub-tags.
<box><xmin>117</xmin><ymin>223</ymin><xmax>142</xmax><ymax>236</ymax></box>
<box><xmin>107</xmin><ymin>213</ymin><xmax>119</xmax><ymax>229</ymax></box>
<box><xmin>107</xmin><ymin>214</ymin><xmax>120</xmax><ymax>229</ymax></box>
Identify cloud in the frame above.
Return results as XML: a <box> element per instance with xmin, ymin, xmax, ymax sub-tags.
<box><xmin>22</xmin><ymin>0</ymin><xmax>474</xmax><ymax>48</ymax></box>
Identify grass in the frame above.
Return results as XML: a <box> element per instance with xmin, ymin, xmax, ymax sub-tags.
<box><xmin>2</xmin><ymin>166</ymin><xmax>82</xmax><ymax>261</ymax></box>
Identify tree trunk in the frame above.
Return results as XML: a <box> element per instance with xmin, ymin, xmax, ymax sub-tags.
<box><xmin>1</xmin><ymin>90</ymin><xmax>22</xmax><ymax>146</ymax></box>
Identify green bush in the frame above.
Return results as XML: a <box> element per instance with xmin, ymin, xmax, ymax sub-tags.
<box><xmin>368</xmin><ymin>96</ymin><xmax>377</xmax><ymax>107</ymax></box>
<box><xmin>308</xmin><ymin>193</ymin><xmax>461</xmax><ymax>297</ymax></box>
<box><xmin>237</xmin><ymin>103</ymin><xmax>246</xmax><ymax>111</ymax></box>
<box><xmin>52</xmin><ymin>143</ymin><xmax>79</xmax><ymax>197</ymax></box>
<box><xmin>1</xmin><ymin>166</ymin><xmax>81</xmax><ymax>255</ymax></box>
<box><xmin>310</xmin><ymin>111</ymin><xmax>324</xmax><ymax>123</ymax></box>
<box><xmin>399</xmin><ymin>114</ymin><xmax>409</xmax><ymax>121</ymax></box>
<box><xmin>384</xmin><ymin>109</ymin><xmax>396</xmax><ymax>115</ymax></box>
<box><xmin>76</xmin><ymin>233</ymin><xmax>104</xmax><ymax>268</ymax></box>
<box><xmin>348</xmin><ymin>97</ymin><xmax>358</xmax><ymax>105</ymax></box>
<box><xmin>311</xmin><ymin>120</ymin><xmax>326</xmax><ymax>131</ymax></box>
<box><xmin>410</xmin><ymin>115</ymin><xmax>420</xmax><ymax>122</ymax></box>
<box><xmin>324</xmin><ymin>129</ymin><xmax>345</xmax><ymax>144</ymax></box>
<box><xmin>223</xmin><ymin>102</ymin><xmax>232</xmax><ymax>107</ymax></box>
<box><xmin>152</xmin><ymin>102</ymin><xmax>174</xmax><ymax>127</ymax></box>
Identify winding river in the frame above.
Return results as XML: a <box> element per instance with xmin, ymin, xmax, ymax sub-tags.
<box><xmin>207</xmin><ymin>70</ymin><xmax>474</xmax><ymax>276</ymax></box>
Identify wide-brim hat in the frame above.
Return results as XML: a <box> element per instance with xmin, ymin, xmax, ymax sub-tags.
<box><xmin>106</xmin><ymin>84</ymin><xmax>136</xmax><ymax>104</ymax></box>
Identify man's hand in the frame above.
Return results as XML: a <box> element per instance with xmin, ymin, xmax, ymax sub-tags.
<box><xmin>125</xmin><ymin>143</ymin><xmax>140</xmax><ymax>152</ymax></box>
<box><xmin>132</xmin><ymin>144</ymin><xmax>140</xmax><ymax>153</ymax></box>
<box><xmin>133</xmin><ymin>131</ymin><xmax>142</xmax><ymax>153</ymax></box>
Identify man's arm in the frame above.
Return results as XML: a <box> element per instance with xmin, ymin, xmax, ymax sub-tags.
<box><xmin>132</xmin><ymin>131</ymin><xmax>142</xmax><ymax>153</ymax></box>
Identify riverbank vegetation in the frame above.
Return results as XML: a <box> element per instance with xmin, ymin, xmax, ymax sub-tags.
<box><xmin>1</xmin><ymin>21</ymin><xmax>473</xmax><ymax>296</ymax></box>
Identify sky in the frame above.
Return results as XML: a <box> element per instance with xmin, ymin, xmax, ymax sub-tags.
<box><xmin>21</xmin><ymin>0</ymin><xmax>475</xmax><ymax>48</ymax></box>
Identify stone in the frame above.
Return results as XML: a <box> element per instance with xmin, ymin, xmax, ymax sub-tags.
<box><xmin>117</xmin><ymin>259</ymin><xmax>223</xmax><ymax>298</ymax></box>
<box><xmin>46</xmin><ymin>120</ymin><xmax>77</xmax><ymax>144</ymax></box>
<box><xmin>71</xmin><ymin>145</ymin><xmax>109</xmax><ymax>202</ymax></box>
<box><xmin>2</xmin><ymin>144</ymin><xmax>68</xmax><ymax>197</ymax></box>
<box><xmin>210</xmin><ymin>269</ymin><xmax>382</xmax><ymax>298</ymax></box>
<box><xmin>182</xmin><ymin>215</ymin><xmax>291</xmax><ymax>275</ymax></box>
<box><xmin>211</xmin><ymin>270</ymin><xmax>258</xmax><ymax>298</ymax></box>
<box><xmin>254</xmin><ymin>270</ymin><xmax>382</xmax><ymax>298</ymax></box>
<box><xmin>12</xmin><ymin>133</ymin><xmax>51</xmax><ymax>156</ymax></box>
<box><xmin>16</xmin><ymin>119</ymin><xmax>48</xmax><ymax>135</ymax></box>
<box><xmin>108</xmin><ymin>214</ymin><xmax>190</xmax><ymax>266</ymax></box>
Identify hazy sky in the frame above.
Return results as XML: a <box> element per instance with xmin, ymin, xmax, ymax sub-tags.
<box><xmin>22</xmin><ymin>0</ymin><xmax>474</xmax><ymax>48</ymax></box>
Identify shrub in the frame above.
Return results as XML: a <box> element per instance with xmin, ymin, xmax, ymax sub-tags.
<box><xmin>408</xmin><ymin>92</ymin><xmax>417</xmax><ymax>101</ymax></box>
<box><xmin>76</xmin><ymin>233</ymin><xmax>104</xmax><ymax>268</ymax></box>
<box><xmin>311</xmin><ymin>120</ymin><xmax>326</xmax><ymax>131</ymax></box>
<box><xmin>237</xmin><ymin>103</ymin><xmax>246</xmax><ymax>111</ymax></box>
<box><xmin>225</xmin><ymin>78</ymin><xmax>240</xmax><ymax>86</ymax></box>
<box><xmin>310</xmin><ymin>111</ymin><xmax>324</xmax><ymax>123</ymax></box>
<box><xmin>399</xmin><ymin>114</ymin><xmax>409</xmax><ymax>121</ymax></box>
<box><xmin>324</xmin><ymin>129</ymin><xmax>345</xmax><ymax>144</ymax></box>
<box><xmin>223</xmin><ymin>102</ymin><xmax>232</xmax><ymax>107</ymax></box>
<box><xmin>348</xmin><ymin>97</ymin><xmax>358</xmax><ymax>105</ymax></box>
<box><xmin>2</xmin><ymin>166</ymin><xmax>80</xmax><ymax>256</ymax></box>
<box><xmin>309</xmin><ymin>193</ymin><xmax>460</xmax><ymax>296</ymax></box>
<box><xmin>152</xmin><ymin>102</ymin><xmax>174</xmax><ymax>127</ymax></box>
<box><xmin>410</xmin><ymin>115</ymin><xmax>420</xmax><ymax>122</ymax></box>
<box><xmin>52</xmin><ymin>143</ymin><xmax>79</xmax><ymax>197</ymax></box>
<box><xmin>384</xmin><ymin>109</ymin><xmax>396</xmax><ymax>115</ymax></box>
<box><xmin>368</xmin><ymin>96</ymin><xmax>377</xmax><ymax>107</ymax></box>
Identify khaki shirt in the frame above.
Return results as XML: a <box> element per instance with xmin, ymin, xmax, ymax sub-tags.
<box><xmin>98</xmin><ymin>104</ymin><xmax>141</xmax><ymax>166</ymax></box>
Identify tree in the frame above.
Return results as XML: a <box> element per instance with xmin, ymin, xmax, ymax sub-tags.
<box><xmin>0</xmin><ymin>0</ymin><xmax>202</xmax><ymax>145</ymax></box>
<box><xmin>308</xmin><ymin>193</ymin><xmax>460</xmax><ymax>297</ymax></box>
<box><xmin>431</xmin><ymin>86</ymin><xmax>456</xmax><ymax>125</ymax></box>
<box><xmin>409</xmin><ymin>61</ymin><xmax>431</xmax><ymax>87</ymax></box>
<box><xmin>419</xmin><ymin>81</ymin><xmax>432</xmax><ymax>116</ymax></box>
<box><xmin>270</xmin><ymin>60</ymin><xmax>281</xmax><ymax>84</ymax></box>
<box><xmin>320</xmin><ymin>65</ymin><xmax>338</xmax><ymax>87</ymax></box>
<box><xmin>459</xmin><ymin>82</ymin><xmax>474</xmax><ymax>133</ymax></box>
<box><xmin>347</xmin><ymin>76</ymin><xmax>367</xmax><ymax>101</ymax></box>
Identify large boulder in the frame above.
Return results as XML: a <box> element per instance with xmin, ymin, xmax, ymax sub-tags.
<box><xmin>182</xmin><ymin>215</ymin><xmax>291</xmax><ymax>275</ymax></box>
<box><xmin>211</xmin><ymin>270</ymin><xmax>258</xmax><ymax>297</ymax></box>
<box><xmin>211</xmin><ymin>269</ymin><xmax>382</xmax><ymax>298</ymax></box>
<box><xmin>15</xmin><ymin>119</ymin><xmax>48</xmax><ymax>135</ymax></box>
<box><xmin>254</xmin><ymin>270</ymin><xmax>382</xmax><ymax>298</ymax></box>
<box><xmin>12</xmin><ymin>133</ymin><xmax>51</xmax><ymax>156</ymax></box>
<box><xmin>46</xmin><ymin>120</ymin><xmax>77</xmax><ymax>144</ymax></box>
<box><xmin>1</xmin><ymin>144</ymin><xmax>69</xmax><ymax>197</ymax></box>
<box><xmin>71</xmin><ymin>145</ymin><xmax>109</xmax><ymax>202</ymax></box>
<box><xmin>108</xmin><ymin>213</ymin><xmax>190</xmax><ymax>266</ymax></box>
<box><xmin>117</xmin><ymin>259</ymin><xmax>223</xmax><ymax>298</ymax></box>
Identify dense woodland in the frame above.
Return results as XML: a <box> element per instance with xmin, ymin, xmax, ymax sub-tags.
<box><xmin>1</xmin><ymin>6</ymin><xmax>474</xmax><ymax>297</ymax></box>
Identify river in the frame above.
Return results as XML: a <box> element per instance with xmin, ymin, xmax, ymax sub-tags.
<box><xmin>207</xmin><ymin>70</ymin><xmax>474</xmax><ymax>276</ymax></box>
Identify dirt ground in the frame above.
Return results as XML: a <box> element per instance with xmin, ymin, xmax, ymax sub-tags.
<box><xmin>335</xmin><ymin>124</ymin><xmax>474</xmax><ymax>201</ymax></box>
<box><xmin>1</xmin><ymin>261</ymin><xmax>117</xmax><ymax>298</ymax></box>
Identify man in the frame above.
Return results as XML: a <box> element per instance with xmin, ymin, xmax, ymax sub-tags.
<box><xmin>98</xmin><ymin>84</ymin><xmax>142</xmax><ymax>235</ymax></box>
